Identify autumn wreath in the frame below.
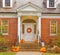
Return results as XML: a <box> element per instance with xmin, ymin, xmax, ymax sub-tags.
<box><xmin>27</xmin><ymin>28</ymin><xmax>32</xmax><ymax>33</ymax></box>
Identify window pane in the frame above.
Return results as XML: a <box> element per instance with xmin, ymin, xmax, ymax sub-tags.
<box><xmin>49</xmin><ymin>0</ymin><xmax>54</xmax><ymax>7</ymax></box>
<box><xmin>51</xmin><ymin>21</ymin><xmax>57</xmax><ymax>34</ymax></box>
<box><xmin>2</xmin><ymin>20</ymin><xmax>8</xmax><ymax>34</ymax></box>
<box><xmin>2</xmin><ymin>26</ymin><xmax>8</xmax><ymax>33</ymax></box>
<box><xmin>2</xmin><ymin>20</ymin><xmax>8</xmax><ymax>25</ymax></box>
<box><xmin>5</xmin><ymin>0</ymin><xmax>10</xmax><ymax>6</ymax></box>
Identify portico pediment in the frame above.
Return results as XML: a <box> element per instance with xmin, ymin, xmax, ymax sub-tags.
<box><xmin>17</xmin><ymin>2</ymin><xmax>42</xmax><ymax>12</ymax></box>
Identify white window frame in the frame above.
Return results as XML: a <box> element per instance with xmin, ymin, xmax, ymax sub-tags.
<box><xmin>3</xmin><ymin>0</ymin><xmax>13</xmax><ymax>8</ymax></box>
<box><xmin>50</xmin><ymin>20</ymin><xmax>57</xmax><ymax>36</ymax></box>
<box><xmin>47</xmin><ymin>0</ymin><xmax>56</xmax><ymax>8</ymax></box>
<box><xmin>1</xmin><ymin>20</ymin><xmax>9</xmax><ymax>35</ymax></box>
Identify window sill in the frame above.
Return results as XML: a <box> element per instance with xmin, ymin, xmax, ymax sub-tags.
<box><xmin>47</xmin><ymin>7</ymin><xmax>56</xmax><ymax>9</ymax></box>
<box><xmin>3</xmin><ymin>6</ymin><xmax>12</xmax><ymax>9</ymax></box>
<box><xmin>2</xmin><ymin>33</ymin><xmax>8</xmax><ymax>35</ymax></box>
<box><xmin>50</xmin><ymin>34</ymin><xmax>57</xmax><ymax>36</ymax></box>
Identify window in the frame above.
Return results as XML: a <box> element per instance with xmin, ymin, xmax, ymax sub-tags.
<box><xmin>5</xmin><ymin>0</ymin><xmax>10</xmax><ymax>6</ymax></box>
<box><xmin>3</xmin><ymin>0</ymin><xmax>13</xmax><ymax>8</ymax></box>
<box><xmin>50</xmin><ymin>20</ymin><xmax>57</xmax><ymax>36</ymax></box>
<box><xmin>47</xmin><ymin>0</ymin><xmax>56</xmax><ymax>8</ymax></box>
<box><xmin>49</xmin><ymin>0</ymin><xmax>54</xmax><ymax>7</ymax></box>
<box><xmin>0</xmin><ymin>20</ymin><xmax>8</xmax><ymax>35</ymax></box>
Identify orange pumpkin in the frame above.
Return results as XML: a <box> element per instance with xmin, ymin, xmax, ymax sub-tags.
<box><xmin>20</xmin><ymin>39</ymin><xmax>24</xmax><ymax>43</ymax></box>
<box><xmin>12</xmin><ymin>46</ymin><xmax>20</xmax><ymax>52</ymax></box>
<box><xmin>40</xmin><ymin>47</ymin><xmax>46</xmax><ymax>52</ymax></box>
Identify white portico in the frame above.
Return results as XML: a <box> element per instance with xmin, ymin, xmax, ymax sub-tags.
<box><xmin>17</xmin><ymin>2</ymin><xmax>42</xmax><ymax>43</ymax></box>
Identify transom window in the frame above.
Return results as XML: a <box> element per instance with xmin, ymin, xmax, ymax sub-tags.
<box><xmin>0</xmin><ymin>20</ymin><xmax>8</xmax><ymax>35</ymax></box>
<box><xmin>50</xmin><ymin>20</ymin><xmax>57</xmax><ymax>36</ymax></box>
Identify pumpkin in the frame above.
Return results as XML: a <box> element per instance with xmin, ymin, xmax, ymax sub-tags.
<box><xmin>12</xmin><ymin>46</ymin><xmax>20</xmax><ymax>52</ymax></box>
<box><xmin>11</xmin><ymin>46</ymin><xmax>15</xmax><ymax>49</ymax></box>
<box><xmin>20</xmin><ymin>39</ymin><xmax>24</xmax><ymax>43</ymax></box>
<box><xmin>40</xmin><ymin>47</ymin><xmax>46</xmax><ymax>52</ymax></box>
<box><xmin>34</xmin><ymin>39</ymin><xmax>38</xmax><ymax>43</ymax></box>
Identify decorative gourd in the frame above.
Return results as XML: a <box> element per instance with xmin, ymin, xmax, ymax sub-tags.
<box><xmin>12</xmin><ymin>46</ymin><xmax>20</xmax><ymax>52</ymax></box>
<box><xmin>20</xmin><ymin>39</ymin><xmax>24</xmax><ymax>43</ymax></box>
<box><xmin>40</xmin><ymin>47</ymin><xmax>46</xmax><ymax>52</ymax></box>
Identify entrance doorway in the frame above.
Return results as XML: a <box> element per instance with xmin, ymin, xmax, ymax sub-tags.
<box><xmin>21</xmin><ymin>19</ymin><xmax>37</xmax><ymax>42</ymax></box>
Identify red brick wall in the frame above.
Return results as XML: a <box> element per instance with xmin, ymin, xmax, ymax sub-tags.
<box><xmin>0</xmin><ymin>18</ymin><xmax>18</xmax><ymax>43</ymax></box>
<box><xmin>41</xmin><ymin>18</ymin><xmax>60</xmax><ymax>43</ymax></box>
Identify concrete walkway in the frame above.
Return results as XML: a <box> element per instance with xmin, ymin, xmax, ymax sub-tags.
<box><xmin>16</xmin><ymin>51</ymin><xmax>42</xmax><ymax>55</ymax></box>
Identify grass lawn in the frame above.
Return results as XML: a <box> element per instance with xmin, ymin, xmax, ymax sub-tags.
<box><xmin>43</xmin><ymin>53</ymin><xmax>60</xmax><ymax>55</ymax></box>
<box><xmin>0</xmin><ymin>51</ymin><xmax>15</xmax><ymax>55</ymax></box>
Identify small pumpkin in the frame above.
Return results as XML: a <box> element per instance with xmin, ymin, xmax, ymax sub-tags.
<box><xmin>20</xmin><ymin>39</ymin><xmax>24</xmax><ymax>43</ymax></box>
<box><xmin>40</xmin><ymin>47</ymin><xmax>46</xmax><ymax>52</ymax></box>
<box><xmin>12</xmin><ymin>46</ymin><xmax>20</xmax><ymax>52</ymax></box>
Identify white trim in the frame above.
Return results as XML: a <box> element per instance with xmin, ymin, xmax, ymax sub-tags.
<box><xmin>17</xmin><ymin>2</ymin><xmax>42</xmax><ymax>12</ymax></box>
<box><xmin>0</xmin><ymin>16</ymin><xmax>17</xmax><ymax>18</ymax></box>
<box><xmin>3</xmin><ymin>0</ymin><xmax>5</xmax><ymax>7</ymax></box>
<box><xmin>10</xmin><ymin>0</ymin><xmax>13</xmax><ymax>7</ymax></box>
<box><xmin>38</xmin><ymin>16</ymin><xmax>41</xmax><ymax>43</ymax></box>
<box><xmin>18</xmin><ymin>13</ymin><xmax>41</xmax><ymax>17</ymax></box>
<box><xmin>42</xmin><ymin>16</ymin><xmax>60</xmax><ymax>18</ymax></box>
<box><xmin>0</xmin><ymin>13</ymin><xmax>17</xmax><ymax>18</ymax></box>
<box><xmin>18</xmin><ymin>16</ymin><xmax>21</xmax><ymax>43</ymax></box>
<box><xmin>50</xmin><ymin>20</ymin><xmax>57</xmax><ymax>36</ymax></box>
<box><xmin>3</xmin><ymin>0</ymin><xmax>13</xmax><ymax>8</ymax></box>
<box><xmin>47</xmin><ymin>0</ymin><xmax>56</xmax><ymax>8</ymax></box>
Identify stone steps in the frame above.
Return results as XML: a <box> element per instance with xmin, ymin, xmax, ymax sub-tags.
<box><xmin>19</xmin><ymin>43</ymin><xmax>41</xmax><ymax>51</ymax></box>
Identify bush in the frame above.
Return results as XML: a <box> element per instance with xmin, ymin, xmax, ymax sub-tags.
<box><xmin>0</xmin><ymin>46</ymin><xmax>9</xmax><ymax>52</ymax></box>
<box><xmin>54</xmin><ymin>45</ymin><xmax>60</xmax><ymax>53</ymax></box>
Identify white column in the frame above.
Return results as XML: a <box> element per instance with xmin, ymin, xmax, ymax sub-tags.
<box><xmin>18</xmin><ymin>16</ymin><xmax>21</xmax><ymax>43</ymax></box>
<box><xmin>38</xmin><ymin>16</ymin><xmax>41</xmax><ymax>43</ymax></box>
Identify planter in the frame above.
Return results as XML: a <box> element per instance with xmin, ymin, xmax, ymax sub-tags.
<box><xmin>20</xmin><ymin>39</ymin><xmax>24</xmax><ymax>43</ymax></box>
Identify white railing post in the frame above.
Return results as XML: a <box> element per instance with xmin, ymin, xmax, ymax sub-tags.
<box><xmin>38</xmin><ymin>16</ymin><xmax>41</xmax><ymax>43</ymax></box>
<box><xmin>18</xmin><ymin>16</ymin><xmax>21</xmax><ymax>43</ymax></box>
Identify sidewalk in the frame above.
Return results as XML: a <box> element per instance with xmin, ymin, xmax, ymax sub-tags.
<box><xmin>16</xmin><ymin>51</ymin><xmax>42</xmax><ymax>55</ymax></box>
